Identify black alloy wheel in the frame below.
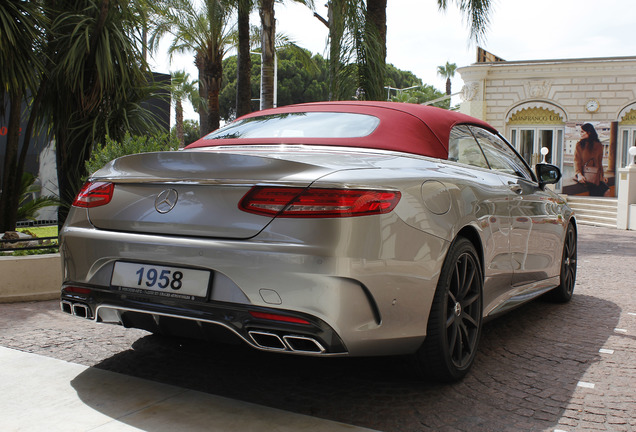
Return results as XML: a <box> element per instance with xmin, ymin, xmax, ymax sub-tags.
<box><xmin>415</xmin><ymin>237</ymin><xmax>483</xmax><ymax>382</ymax></box>
<box><xmin>546</xmin><ymin>223</ymin><xmax>577</xmax><ymax>303</ymax></box>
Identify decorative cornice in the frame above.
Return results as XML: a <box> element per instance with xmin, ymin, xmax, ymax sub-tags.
<box><xmin>459</xmin><ymin>57</ymin><xmax>636</xmax><ymax>80</ymax></box>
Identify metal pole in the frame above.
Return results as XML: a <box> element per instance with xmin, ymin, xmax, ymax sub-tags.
<box><xmin>251</xmin><ymin>51</ymin><xmax>263</xmax><ymax>110</ymax></box>
<box><xmin>274</xmin><ymin>53</ymin><xmax>278</xmax><ymax>108</ymax></box>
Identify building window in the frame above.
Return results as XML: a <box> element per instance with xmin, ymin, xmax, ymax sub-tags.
<box><xmin>620</xmin><ymin>128</ymin><xmax>636</xmax><ymax>168</ymax></box>
<box><xmin>509</xmin><ymin>127</ymin><xmax>563</xmax><ymax>167</ymax></box>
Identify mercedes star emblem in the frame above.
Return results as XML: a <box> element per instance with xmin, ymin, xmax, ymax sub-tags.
<box><xmin>154</xmin><ymin>189</ymin><xmax>179</xmax><ymax>214</ymax></box>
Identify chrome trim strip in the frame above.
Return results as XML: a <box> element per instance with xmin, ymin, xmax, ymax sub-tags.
<box><xmin>94</xmin><ymin>304</ymin><xmax>347</xmax><ymax>356</ymax></box>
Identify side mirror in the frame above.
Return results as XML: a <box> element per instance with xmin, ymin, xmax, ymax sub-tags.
<box><xmin>535</xmin><ymin>163</ymin><xmax>562</xmax><ymax>189</ymax></box>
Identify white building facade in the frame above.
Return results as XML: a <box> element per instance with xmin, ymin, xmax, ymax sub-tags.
<box><xmin>458</xmin><ymin>55</ymin><xmax>636</xmax><ymax>196</ymax></box>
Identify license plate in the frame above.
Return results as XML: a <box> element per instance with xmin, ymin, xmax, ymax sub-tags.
<box><xmin>111</xmin><ymin>262</ymin><xmax>210</xmax><ymax>300</ymax></box>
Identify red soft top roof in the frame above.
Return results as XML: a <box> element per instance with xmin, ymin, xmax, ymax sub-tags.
<box><xmin>186</xmin><ymin>101</ymin><xmax>497</xmax><ymax>159</ymax></box>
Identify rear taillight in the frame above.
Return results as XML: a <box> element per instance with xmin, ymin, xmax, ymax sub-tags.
<box><xmin>72</xmin><ymin>181</ymin><xmax>114</xmax><ymax>208</ymax></box>
<box><xmin>239</xmin><ymin>186</ymin><xmax>401</xmax><ymax>218</ymax></box>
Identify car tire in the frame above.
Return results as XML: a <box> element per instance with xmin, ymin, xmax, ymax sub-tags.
<box><xmin>414</xmin><ymin>237</ymin><xmax>483</xmax><ymax>382</ymax></box>
<box><xmin>545</xmin><ymin>222</ymin><xmax>577</xmax><ymax>303</ymax></box>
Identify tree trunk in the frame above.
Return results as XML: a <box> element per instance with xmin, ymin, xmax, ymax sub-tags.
<box><xmin>55</xmin><ymin>134</ymin><xmax>71</xmax><ymax>230</ymax></box>
<box><xmin>365</xmin><ymin>0</ymin><xmax>387</xmax><ymax>100</ymax></box>
<box><xmin>197</xmin><ymin>64</ymin><xmax>209</xmax><ymax>136</ymax></box>
<box><xmin>446</xmin><ymin>77</ymin><xmax>451</xmax><ymax>96</ymax></box>
<box><xmin>204</xmin><ymin>51</ymin><xmax>223</xmax><ymax>132</ymax></box>
<box><xmin>328</xmin><ymin>0</ymin><xmax>344</xmax><ymax>101</ymax></box>
<box><xmin>55</xmin><ymin>119</ymin><xmax>94</xmax><ymax>229</ymax></box>
<box><xmin>236</xmin><ymin>0</ymin><xmax>252</xmax><ymax>118</ymax></box>
<box><xmin>0</xmin><ymin>92</ymin><xmax>23</xmax><ymax>232</ymax></box>
<box><xmin>176</xmin><ymin>100</ymin><xmax>184</xmax><ymax>148</ymax></box>
<box><xmin>17</xmin><ymin>82</ymin><xmax>45</xmax><ymax>185</ymax></box>
<box><xmin>260</xmin><ymin>0</ymin><xmax>276</xmax><ymax>110</ymax></box>
<box><xmin>366</xmin><ymin>0</ymin><xmax>386</xmax><ymax>61</ymax></box>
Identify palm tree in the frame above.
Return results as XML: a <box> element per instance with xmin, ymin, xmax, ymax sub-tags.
<box><xmin>152</xmin><ymin>0</ymin><xmax>235</xmax><ymax>134</ymax></box>
<box><xmin>242</xmin><ymin>26</ymin><xmax>317</xmax><ymax>113</ymax></box>
<box><xmin>259</xmin><ymin>0</ymin><xmax>276</xmax><ymax>109</ymax></box>
<box><xmin>2</xmin><ymin>1</ymin><xmax>163</xmax><ymax>229</ymax></box>
<box><xmin>171</xmin><ymin>71</ymin><xmax>200</xmax><ymax>147</ymax></box>
<box><xmin>437</xmin><ymin>62</ymin><xmax>457</xmax><ymax>95</ymax></box>
<box><xmin>362</xmin><ymin>0</ymin><xmax>492</xmax><ymax>100</ymax></box>
<box><xmin>259</xmin><ymin>0</ymin><xmax>314</xmax><ymax>110</ymax></box>
<box><xmin>43</xmin><ymin>0</ymin><xmax>162</xmax><ymax>224</ymax></box>
<box><xmin>331</xmin><ymin>0</ymin><xmax>385</xmax><ymax>101</ymax></box>
<box><xmin>0</xmin><ymin>1</ymin><xmax>46</xmax><ymax>232</ymax></box>
<box><xmin>236</xmin><ymin>0</ymin><xmax>257</xmax><ymax>117</ymax></box>
<box><xmin>365</xmin><ymin>0</ymin><xmax>386</xmax><ymax>99</ymax></box>
<box><xmin>314</xmin><ymin>1</ymin><xmax>383</xmax><ymax>101</ymax></box>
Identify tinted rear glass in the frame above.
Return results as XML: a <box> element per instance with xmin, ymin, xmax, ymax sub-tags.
<box><xmin>204</xmin><ymin>112</ymin><xmax>380</xmax><ymax>139</ymax></box>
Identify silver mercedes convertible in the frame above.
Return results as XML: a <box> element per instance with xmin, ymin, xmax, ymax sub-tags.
<box><xmin>60</xmin><ymin>101</ymin><xmax>577</xmax><ymax>381</ymax></box>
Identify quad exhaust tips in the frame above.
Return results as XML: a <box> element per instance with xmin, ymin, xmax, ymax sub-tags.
<box><xmin>61</xmin><ymin>301</ymin><xmax>92</xmax><ymax>319</ymax></box>
<box><xmin>248</xmin><ymin>330</ymin><xmax>326</xmax><ymax>354</ymax></box>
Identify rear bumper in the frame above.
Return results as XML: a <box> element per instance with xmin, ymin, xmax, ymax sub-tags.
<box><xmin>60</xmin><ymin>212</ymin><xmax>447</xmax><ymax>357</ymax></box>
<box><xmin>60</xmin><ymin>286</ymin><xmax>346</xmax><ymax>355</ymax></box>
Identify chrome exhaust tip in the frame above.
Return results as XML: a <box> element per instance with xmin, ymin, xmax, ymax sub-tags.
<box><xmin>248</xmin><ymin>331</ymin><xmax>287</xmax><ymax>351</ymax></box>
<box><xmin>60</xmin><ymin>301</ymin><xmax>73</xmax><ymax>315</ymax></box>
<box><xmin>72</xmin><ymin>303</ymin><xmax>90</xmax><ymax>319</ymax></box>
<box><xmin>283</xmin><ymin>335</ymin><xmax>326</xmax><ymax>353</ymax></box>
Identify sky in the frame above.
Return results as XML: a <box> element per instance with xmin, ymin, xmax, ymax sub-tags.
<box><xmin>149</xmin><ymin>0</ymin><xmax>636</xmax><ymax>123</ymax></box>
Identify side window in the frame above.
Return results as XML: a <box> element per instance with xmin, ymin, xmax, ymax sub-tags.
<box><xmin>469</xmin><ymin>127</ymin><xmax>535</xmax><ymax>181</ymax></box>
<box><xmin>448</xmin><ymin>125</ymin><xmax>489</xmax><ymax>169</ymax></box>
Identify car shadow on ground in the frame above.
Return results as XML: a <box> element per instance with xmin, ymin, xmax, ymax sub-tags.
<box><xmin>71</xmin><ymin>292</ymin><xmax>620</xmax><ymax>432</ymax></box>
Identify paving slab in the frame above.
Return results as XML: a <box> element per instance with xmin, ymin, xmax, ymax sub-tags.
<box><xmin>0</xmin><ymin>346</ymin><xmax>376</xmax><ymax>432</ymax></box>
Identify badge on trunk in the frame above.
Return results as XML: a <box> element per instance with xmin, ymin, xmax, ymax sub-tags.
<box><xmin>155</xmin><ymin>189</ymin><xmax>178</xmax><ymax>213</ymax></box>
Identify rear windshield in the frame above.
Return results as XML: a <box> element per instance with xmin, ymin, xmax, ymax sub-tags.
<box><xmin>204</xmin><ymin>112</ymin><xmax>380</xmax><ymax>140</ymax></box>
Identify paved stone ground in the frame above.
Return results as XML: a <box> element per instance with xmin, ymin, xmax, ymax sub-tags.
<box><xmin>1</xmin><ymin>224</ymin><xmax>635</xmax><ymax>432</ymax></box>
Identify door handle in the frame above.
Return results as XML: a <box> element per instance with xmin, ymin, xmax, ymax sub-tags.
<box><xmin>508</xmin><ymin>181</ymin><xmax>522</xmax><ymax>194</ymax></box>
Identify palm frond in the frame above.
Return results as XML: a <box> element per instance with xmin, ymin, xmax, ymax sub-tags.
<box><xmin>327</xmin><ymin>0</ymin><xmax>384</xmax><ymax>100</ymax></box>
<box><xmin>0</xmin><ymin>0</ymin><xmax>47</xmax><ymax>111</ymax></box>
<box><xmin>17</xmin><ymin>172</ymin><xmax>60</xmax><ymax>222</ymax></box>
<box><xmin>439</xmin><ymin>0</ymin><xmax>492</xmax><ymax>44</ymax></box>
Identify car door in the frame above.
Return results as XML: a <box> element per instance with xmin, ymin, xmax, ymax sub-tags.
<box><xmin>469</xmin><ymin>127</ymin><xmax>563</xmax><ymax>291</ymax></box>
<box><xmin>448</xmin><ymin>125</ymin><xmax>514</xmax><ymax>314</ymax></box>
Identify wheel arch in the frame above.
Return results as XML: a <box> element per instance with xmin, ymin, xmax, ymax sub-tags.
<box><xmin>568</xmin><ymin>216</ymin><xmax>578</xmax><ymax>233</ymax></box>
<box><xmin>455</xmin><ymin>225</ymin><xmax>485</xmax><ymax>277</ymax></box>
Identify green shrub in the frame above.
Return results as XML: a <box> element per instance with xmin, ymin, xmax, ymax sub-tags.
<box><xmin>85</xmin><ymin>132</ymin><xmax>179</xmax><ymax>177</ymax></box>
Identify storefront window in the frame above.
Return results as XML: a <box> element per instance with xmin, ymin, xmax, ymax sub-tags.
<box><xmin>519</xmin><ymin>130</ymin><xmax>534</xmax><ymax>165</ymax></box>
<box><xmin>620</xmin><ymin>128</ymin><xmax>636</xmax><ymax>168</ymax></box>
<box><xmin>510</xmin><ymin>127</ymin><xmax>562</xmax><ymax>167</ymax></box>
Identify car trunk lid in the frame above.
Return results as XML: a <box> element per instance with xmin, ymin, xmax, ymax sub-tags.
<box><xmin>86</xmin><ymin>150</ymin><xmax>342</xmax><ymax>239</ymax></box>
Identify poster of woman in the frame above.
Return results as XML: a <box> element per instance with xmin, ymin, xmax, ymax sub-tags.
<box><xmin>561</xmin><ymin>121</ymin><xmax>616</xmax><ymax>197</ymax></box>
